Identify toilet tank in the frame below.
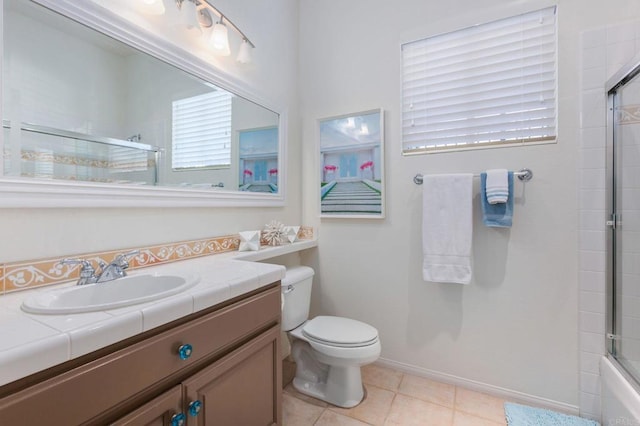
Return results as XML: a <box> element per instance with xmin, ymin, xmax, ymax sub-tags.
<box><xmin>281</xmin><ymin>266</ymin><xmax>314</xmax><ymax>331</ymax></box>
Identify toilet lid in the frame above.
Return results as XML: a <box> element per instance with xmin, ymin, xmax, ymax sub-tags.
<box><xmin>302</xmin><ymin>316</ymin><xmax>378</xmax><ymax>347</ymax></box>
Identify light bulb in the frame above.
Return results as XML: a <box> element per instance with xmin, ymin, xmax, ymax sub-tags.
<box><xmin>210</xmin><ymin>22</ymin><xmax>230</xmax><ymax>56</ymax></box>
<box><xmin>236</xmin><ymin>39</ymin><xmax>252</xmax><ymax>64</ymax></box>
<box><xmin>178</xmin><ymin>0</ymin><xmax>201</xmax><ymax>35</ymax></box>
<box><xmin>136</xmin><ymin>0</ymin><xmax>165</xmax><ymax>15</ymax></box>
<box><xmin>162</xmin><ymin>0</ymin><xmax>181</xmax><ymax>25</ymax></box>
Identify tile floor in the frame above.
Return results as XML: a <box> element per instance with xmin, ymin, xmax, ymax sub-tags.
<box><xmin>282</xmin><ymin>363</ymin><xmax>511</xmax><ymax>426</ymax></box>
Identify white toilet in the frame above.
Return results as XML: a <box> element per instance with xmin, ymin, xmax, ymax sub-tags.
<box><xmin>281</xmin><ymin>266</ymin><xmax>381</xmax><ymax>408</ymax></box>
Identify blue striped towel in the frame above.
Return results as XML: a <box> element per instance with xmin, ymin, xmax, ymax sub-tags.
<box><xmin>480</xmin><ymin>171</ymin><xmax>513</xmax><ymax>228</ymax></box>
<box><xmin>485</xmin><ymin>169</ymin><xmax>509</xmax><ymax>204</ymax></box>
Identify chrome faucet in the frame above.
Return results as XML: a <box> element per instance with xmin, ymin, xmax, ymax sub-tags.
<box><xmin>59</xmin><ymin>258</ymin><xmax>99</xmax><ymax>286</ymax></box>
<box><xmin>60</xmin><ymin>250</ymin><xmax>140</xmax><ymax>285</ymax></box>
<box><xmin>96</xmin><ymin>250</ymin><xmax>140</xmax><ymax>283</ymax></box>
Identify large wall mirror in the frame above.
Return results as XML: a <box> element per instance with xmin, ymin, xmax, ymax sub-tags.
<box><xmin>0</xmin><ymin>0</ymin><xmax>285</xmax><ymax>207</ymax></box>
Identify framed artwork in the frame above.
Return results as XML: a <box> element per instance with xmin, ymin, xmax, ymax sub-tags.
<box><xmin>319</xmin><ymin>109</ymin><xmax>385</xmax><ymax>218</ymax></box>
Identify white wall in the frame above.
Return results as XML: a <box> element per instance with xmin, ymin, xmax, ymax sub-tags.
<box><xmin>579</xmin><ymin>19</ymin><xmax>640</xmax><ymax>419</ymax></box>
<box><xmin>0</xmin><ymin>0</ymin><xmax>300</xmax><ymax>263</ymax></box>
<box><xmin>299</xmin><ymin>0</ymin><xmax>640</xmax><ymax>410</ymax></box>
<box><xmin>4</xmin><ymin>7</ymin><xmax>125</xmax><ymax>137</ymax></box>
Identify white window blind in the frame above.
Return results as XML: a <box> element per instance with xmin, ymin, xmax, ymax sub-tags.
<box><xmin>401</xmin><ymin>6</ymin><xmax>557</xmax><ymax>154</ymax></box>
<box><xmin>172</xmin><ymin>90</ymin><xmax>232</xmax><ymax>169</ymax></box>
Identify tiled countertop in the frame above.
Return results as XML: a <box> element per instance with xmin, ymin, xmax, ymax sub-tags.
<box><xmin>0</xmin><ymin>240</ymin><xmax>316</xmax><ymax>387</ymax></box>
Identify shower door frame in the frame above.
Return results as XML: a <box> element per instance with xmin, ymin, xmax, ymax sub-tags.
<box><xmin>605</xmin><ymin>55</ymin><xmax>640</xmax><ymax>391</ymax></box>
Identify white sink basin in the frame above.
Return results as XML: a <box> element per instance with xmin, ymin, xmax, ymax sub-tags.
<box><xmin>21</xmin><ymin>273</ymin><xmax>200</xmax><ymax>314</ymax></box>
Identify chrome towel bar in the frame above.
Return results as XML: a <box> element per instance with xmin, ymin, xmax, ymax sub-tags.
<box><xmin>413</xmin><ymin>168</ymin><xmax>533</xmax><ymax>185</ymax></box>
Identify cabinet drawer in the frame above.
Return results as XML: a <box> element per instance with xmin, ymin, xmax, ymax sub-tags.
<box><xmin>0</xmin><ymin>285</ymin><xmax>280</xmax><ymax>426</ymax></box>
<box><xmin>111</xmin><ymin>384</ymin><xmax>183</xmax><ymax>426</ymax></box>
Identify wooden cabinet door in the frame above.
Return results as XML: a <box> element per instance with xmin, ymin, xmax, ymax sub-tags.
<box><xmin>111</xmin><ymin>385</ymin><xmax>184</xmax><ymax>426</ymax></box>
<box><xmin>183</xmin><ymin>325</ymin><xmax>281</xmax><ymax>426</ymax></box>
<box><xmin>0</xmin><ymin>286</ymin><xmax>279</xmax><ymax>426</ymax></box>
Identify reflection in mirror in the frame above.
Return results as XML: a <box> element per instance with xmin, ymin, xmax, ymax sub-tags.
<box><xmin>239</xmin><ymin>127</ymin><xmax>278</xmax><ymax>192</ymax></box>
<box><xmin>2</xmin><ymin>0</ymin><xmax>280</xmax><ymax>193</ymax></box>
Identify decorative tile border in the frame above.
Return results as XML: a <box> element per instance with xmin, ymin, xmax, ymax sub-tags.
<box><xmin>14</xmin><ymin>149</ymin><xmax>157</xmax><ymax>170</ymax></box>
<box><xmin>616</xmin><ymin>105</ymin><xmax>640</xmax><ymax>125</ymax></box>
<box><xmin>0</xmin><ymin>226</ymin><xmax>313</xmax><ymax>294</ymax></box>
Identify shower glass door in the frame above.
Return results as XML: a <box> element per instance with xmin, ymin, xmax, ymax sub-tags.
<box><xmin>608</xmin><ymin>66</ymin><xmax>640</xmax><ymax>385</ymax></box>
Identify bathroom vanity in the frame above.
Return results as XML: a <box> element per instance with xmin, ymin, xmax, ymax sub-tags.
<box><xmin>0</xmin><ymin>257</ymin><xmax>290</xmax><ymax>425</ymax></box>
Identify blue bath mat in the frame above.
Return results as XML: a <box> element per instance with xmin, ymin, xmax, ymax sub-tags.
<box><xmin>505</xmin><ymin>403</ymin><xmax>600</xmax><ymax>426</ymax></box>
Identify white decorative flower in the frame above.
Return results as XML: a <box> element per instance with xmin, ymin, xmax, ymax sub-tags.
<box><xmin>49</xmin><ymin>263</ymin><xmax>64</xmax><ymax>276</ymax></box>
<box><xmin>8</xmin><ymin>272</ymin><xmax>26</xmax><ymax>285</ymax></box>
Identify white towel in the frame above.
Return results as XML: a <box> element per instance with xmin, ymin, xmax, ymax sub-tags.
<box><xmin>485</xmin><ymin>169</ymin><xmax>509</xmax><ymax>204</ymax></box>
<box><xmin>422</xmin><ymin>173</ymin><xmax>473</xmax><ymax>284</ymax></box>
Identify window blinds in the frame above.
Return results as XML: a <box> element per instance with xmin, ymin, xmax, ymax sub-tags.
<box><xmin>172</xmin><ymin>90</ymin><xmax>232</xmax><ymax>169</ymax></box>
<box><xmin>401</xmin><ymin>6</ymin><xmax>557</xmax><ymax>154</ymax></box>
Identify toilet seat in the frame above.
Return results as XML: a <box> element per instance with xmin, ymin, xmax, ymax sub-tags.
<box><xmin>302</xmin><ymin>316</ymin><xmax>378</xmax><ymax>348</ymax></box>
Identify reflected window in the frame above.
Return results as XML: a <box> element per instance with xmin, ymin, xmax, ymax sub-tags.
<box><xmin>171</xmin><ymin>90</ymin><xmax>232</xmax><ymax>170</ymax></box>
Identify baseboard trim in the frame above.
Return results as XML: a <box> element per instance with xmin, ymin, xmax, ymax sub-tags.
<box><xmin>375</xmin><ymin>357</ymin><xmax>579</xmax><ymax>416</ymax></box>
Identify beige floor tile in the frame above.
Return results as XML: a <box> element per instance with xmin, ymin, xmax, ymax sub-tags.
<box><xmin>454</xmin><ymin>388</ymin><xmax>507</xmax><ymax>424</ymax></box>
<box><xmin>315</xmin><ymin>410</ymin><xmax>373</xmax><ymax>426</ymax></box>
<box><xmin>284</xmin><ymin>383</ymin><xmax>330</xmax><ymax>408</ymax></box>
<box><xmin>362</xmin><ymin>364</ymin><xmax>404</xmax><ymax>392</ymax></box>
<box><xmin>398</xmin><ymin>374</ymin><xmax>456</xmax><ymax>408</ymax></box>
<box><xmin>329</xmin><ymin>385</ymin><xmax>395</xmax><ymax>426</ymax></box>
<box><xmin>384</xmin><ymin>394</ymin><xmax>454</xmax><ymax>426</ymax></box>
<box><xmin>283</xmin><ymin>393</ymin><xmax>326</xmax><ymax>426</ymax></box>
<box><xmin>453</xmin><ymin>410</ymin><xmax>505</xmax><ymax>426</ymax></box>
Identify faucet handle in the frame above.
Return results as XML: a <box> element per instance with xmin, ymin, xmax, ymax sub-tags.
<box><xmin>114</xmin><ymin>250</ymin><xmax>140</xmax><ymax>269</ymax></box>
<box><xmin>60</xmin><ymin>258</ymin><xmax>98</xmax><ymax>285</ymax></box>
<box><xmin>60</xmin><ymin>258</ymin><xmax>95</xmax><ymax>277</ymax></box>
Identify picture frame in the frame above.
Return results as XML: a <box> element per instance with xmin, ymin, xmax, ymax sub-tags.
<box><xmin>318</xmin><ymin>109</ymin><xmax>385</xmax><ymax>218</ymax></box>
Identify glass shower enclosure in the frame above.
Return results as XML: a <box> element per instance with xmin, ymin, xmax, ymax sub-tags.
<box><xmin>607</xmin><ymin>61</ymin><xmax>640</xmax><ymax>388</ymax></box>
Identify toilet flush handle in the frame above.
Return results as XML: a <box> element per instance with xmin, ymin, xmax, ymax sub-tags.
<box><xmin>283</xmin><ymin>285</ymin><xmax>294</xmax><ymax>294</ymax></box>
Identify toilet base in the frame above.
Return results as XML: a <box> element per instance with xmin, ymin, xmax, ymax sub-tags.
<box><xmin>292</xmin><ymin>366</ymin><xmax>365</xmax><ymax>408</ymax></box>
<box><xmin>291</xmin><ymin>341</ymin><xmax>366</xmax><ymax>408</ymax></box>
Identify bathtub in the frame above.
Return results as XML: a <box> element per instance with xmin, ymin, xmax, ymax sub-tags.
<box><xmin>601</xmin><ymin>356</ymin><xmax>640</xmax><ymax>425</ymax></box>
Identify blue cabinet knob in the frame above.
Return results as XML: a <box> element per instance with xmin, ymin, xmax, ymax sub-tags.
<box><xmin>170</xmin><ymin>412</ymin><xmax>186</xmax><ymax>426</ymax></box>
<box><xmin>178</xmin><ymin>344</ymin><xmax>193</xmax><ymax>360</ymax></box>
<box><xmin>188</xmin><ymin>400</ymin><xmax>203</xmax><ymax>417</ymax></box>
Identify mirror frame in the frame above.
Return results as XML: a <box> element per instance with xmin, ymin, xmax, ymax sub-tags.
<box><xmin>0</xmin><ymin>0</ymin><xmax>287</xmax><ymax>207</ymax></box>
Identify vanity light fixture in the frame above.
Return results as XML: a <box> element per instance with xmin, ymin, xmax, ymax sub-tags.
<box><xmin>176</xmin><ymin>0</ymin><xmax>201</xmax><ymax>36</ymax></box>
<box><xmin>236</xmin><ymin>38</ymin><xmax>252</xmax><ymax>64</ymax></box>
<box><xmin>201</xmin><ymin>2</ymin><xmax>255</xmax><ymax>63</ymax></box>
<box><xmin>136</xmin><ymin>0</ymin><xmax>165</xmax><ymax>15</ymax></box>
<box><xmin>141</xmin><ymin>0</ymin><xmax>255</xmax><ymax>63</ymax></box>
<box><xmin>162</xmin><ymin>0</ymin><xmax>181</xmax><ymax>25</ymax></box>
<box><xmin>210</xmin><ymin>19</ymin><xmax>231</xmax><ymax>56</ymax></box>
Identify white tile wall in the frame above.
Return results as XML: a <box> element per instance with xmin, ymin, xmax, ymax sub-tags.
<box><xmin>579</xmin><ymin>21</ymin><xmax>640</xmax><ymax>420</ymax></box>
